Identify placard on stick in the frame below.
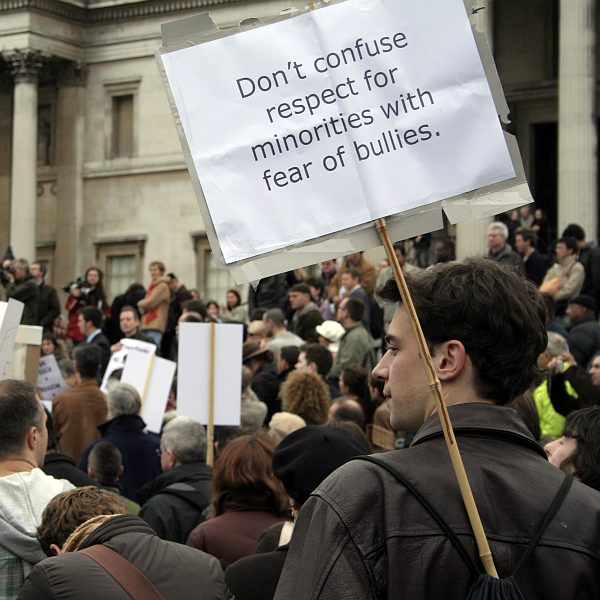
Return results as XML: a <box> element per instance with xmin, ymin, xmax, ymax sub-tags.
<box><xmin>177</xmin><ymin>322</ymin><xmax>243</xmax><ymax>426</ymax></box>
<box><xmin>157</xmin><ymin>0</ymin><xmax>531</xmax><ymax>282</ymax></box>
<box><xmin>0</xmin><ymin>299</ymin><xmax>24</xmax><ymax>380</ymax></box>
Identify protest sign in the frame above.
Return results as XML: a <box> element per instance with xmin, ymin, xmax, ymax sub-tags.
<box><xmin>159</xmin><ymin>0</ymin><xmax>519</xmax><ymax>269</ymax></box>
<box><xmin>101</xmin><ymin>338</ymin><xmax>156</xmax><ymax>392</ymax></box>
<box><xmin>38</xmin><ymin>354</ymin><xmax>70</xmax><ymax>409</ymax></box>
<box><xmin>141</xmin><ymin>357</ymin><xmax>177</xmax><ymax>434</ymax></box>
<box><xmin>177</xmin><ymin>322</ymin><xmax>243</xmax><ymax>426</ymax></box>
<box><xmin>0</xmin><ymin>300</ymin><xmax>24</xmax><ymax>380</ymax></box>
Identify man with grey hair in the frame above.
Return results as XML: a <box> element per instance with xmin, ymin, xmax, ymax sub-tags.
<box><xmin>0</xmin><ymin>380</ymin><xmax>73</xmax><ymax>599</ymax></box>
<box><xmin>78</xmin><ymin>382</ymin><xmax>160</xmax><ymax>500</ymax></box>
<box><xmin>264</xmin><ymin>308</ymin><xmax>304</xmax><ymax>361</ymax></box>
<box><xmin>1</xmin><ymin>258</ymin><xmax>39</xmax><ymax>325</ymax></box>
<box><xmin>486</xmin><ymin>221</ymin><xmax>523</xmax><ymax>272</ymax></box>
<box><xmin>137</xmin><ymin>416</ymin><xmax>212</xmax><ymax>544</ymax></box>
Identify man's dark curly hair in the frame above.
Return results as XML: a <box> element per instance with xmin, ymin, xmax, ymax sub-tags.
<box><xmin>377</xmin><ymin>258</ymin><xmax>547</xmax><ymax>404</ymax></box>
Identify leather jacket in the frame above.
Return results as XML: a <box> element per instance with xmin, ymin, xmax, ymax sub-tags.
<box><xmin>275</xmin><ymin>404</ymin><xmax>600</xmax><ymax>599</ymax></box>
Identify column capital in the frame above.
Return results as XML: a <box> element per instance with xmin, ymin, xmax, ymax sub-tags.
<box><xmin>3</xmin><ymin>49</ymin><xmax>44</xmax><ymax>84</ymax></box>
<box><xmin>57</xmin><ymin>60</ymin><xmax>87</xmax><ymax>88</ymax></box>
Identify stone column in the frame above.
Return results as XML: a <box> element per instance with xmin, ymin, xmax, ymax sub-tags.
<box><xmin>557</xmin><ymin>0</ymin><xmax>597</xmax><ymax>241</ymax></box>
<box><xmin>5</xmin><ymin>50</ymin><xmax>43</xmax><ymax>261</ymax></box>
<box><xmin>456</xmin><ymin>1</ymin><xmax>494</xmax><ymax>260</ymax></box>
<box><xmin>54</xmin><ymin>62</ymin><xmax>86</xmax><ymax>287</ymax></box>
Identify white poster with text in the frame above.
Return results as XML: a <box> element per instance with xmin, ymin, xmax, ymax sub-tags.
<box><xmin>161</xmin><ymin>0</ymin><xmax>515</xmax><ymax>263</ymax></box>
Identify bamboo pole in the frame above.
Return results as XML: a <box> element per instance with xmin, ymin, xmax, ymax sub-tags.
<box><xmin>140</xmin><ymin>353</ymin><xmax>156</xmax><ymax>409</ymax></box>
<box><xmin>375</xmin><ymin>217</ymin><xmax>498</xmax><ymax>578</ymax></box>
<box><xmin>206</xmin><ymin>321</ymin><xmax>216</xmax><ymax>467</ymax></box>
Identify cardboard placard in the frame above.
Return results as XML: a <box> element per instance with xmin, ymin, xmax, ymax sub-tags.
<box><xmin>177</xmin><ymin>322</ymin><xmax>243</xmax><ymax>426</ymax></box>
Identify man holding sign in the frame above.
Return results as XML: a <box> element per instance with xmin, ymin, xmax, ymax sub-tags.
<box><xmin>275</xmin><ymin>260</ymin><xmax>600</xmax><ymax>598</ymax></box>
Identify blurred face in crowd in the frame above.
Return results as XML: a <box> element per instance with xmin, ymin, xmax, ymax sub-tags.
<box><xmin>120</xmin><ymin>310</ymin><xmax>139</xmax><ymax>337</ymax></box>
<box><xmin>77</xmin><ymin>314</ymin><xmax>88</xmax><ymax>335</ymax></box>
<box><xmin>544</xmin><ymin>436</ymin><xmax>577</xmax><ymax>474</ymax></box>
<box><xmin>487</xmin><ymin>228</ymin><xmax>506</xmax><ymax>252</ymax></box>
<box><xmin>340</xmin><ymin>272</ymin><xmax>358</xmax><ymax>291</ymax></box>
<box><xmin>86</xmin><ymin>269</ymin><xmax>100</xmax><ymax>286</ymax></box>
<box><xmin>514</xmin><ymin>234</ymin><xmax>529</xmax><ymax>255</ymax></box>
<box><xmin>554</xmin><ymin>242</ymin><xmax>571</xmax><ymax>262</ymax></box>
<box><xmin>372</xmin><ymin>306</ymin><xmax>433</xmax><ymax>431</ymax></box>
<box><xmin>295</xmin><ymin>351</ymin><xmax>308</xmax><ymax>371</ymax></box>
<box><xmin>589</xmin><ymin>356</ymin><xmax>600</xmax><ymax>386</ymax></box>
<box><xmin>346</xmin><ymin>252</ymin><xmax>362</xmax><ymax>266</ymax></box>
<box><xmin>30</xmin><ymin>263</ymin><xmax>44</xmax><ymax>281</ymax></box>
<box><xmin>336</xmin><ymin>298</ymin><xmax>349</xmax><ymax>323</ymax></box>
<box><xmin>14</xmin><ymin>264</ymin><xmax>28</xmax><ymax>282</ymax></box>
<box><xmin>321</xmin><ymin>260</ymin><xmax>336</xmax><ymax>275</ymax></box>
<box><xmin>566</xmin><ymin>303</ymin><xmax>586</xmax><ymax>322</ymax></box>
<box><xmin>207</xmin><ymin>303</ymin><xmax>219</xmax><ymax>319</ymax></box>
<box><xmin>227</xmin><ymin>292</ymin><xmax>239</xmax><ymax>308</ymax></box>
<box><xmin>149</xmin><ymin>264</ymin><xmax>162</xmax><ymax>282</ymax></box>
<box><xmin>289</xmin><ymin>291</ymin><xmax>309</xmax><ymax>311</ymax></box>
<box><xmin>41</xmin><ymin>339</ymin><xmax>55</xmax><ymax>356</ymax></box>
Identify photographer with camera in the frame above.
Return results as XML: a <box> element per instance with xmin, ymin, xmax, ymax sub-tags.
<box><xmin>64</xmin><ymin>267</ymin><xmax>110</xmax><ymax>345</ymax></box>
<box><xmin>1</xmin><ymin>257</ymin><xmax>39</xmax><ymax>325</ymax></box>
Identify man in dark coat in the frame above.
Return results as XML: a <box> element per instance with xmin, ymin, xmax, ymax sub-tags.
<box><xmin>78</xmin><ymin>382</ymin><xmax>160</xmax><ymax>500</ymax></box>
<box><xmin>138</xmin><ymin>416</ymin><xmax>212</xmax><ymax>544</ymax></box>
<box><xmin>1</xmin><ymin>258</ymin><xmax>40</xmax><ymax>325</ymax></box>
<box><xmin>288</xmin><ymin>284</ymin><xmax>323</xmax><ymax>343</ymax></box>
<box><xmin>31</xmin><ymin>262</ymin><xmax>60</xmax><ymax>332</ymax></box>
<box><xmin>78</xmin><ymin>306</ymin><xmax>111</xmax><ymax>375</ymax></box>
<box><xmin>19</xmin><ymin>487</ymin><xmax>226</xmax><ymax>600</ymax></box>
<box><xmin>563</xmin><ymin>223</ymin><xmax>600</xmax><ymax>315</ymax></box>
<box><xmin>243</xmin><ymin>341</ymin><xmax>281</xmax><ymax>421</ymax></box>
<box><xmin>486</xmin><ymin>222</ymin><xmax>523</xmax><ymax>272</ymax></box>
<box><xmin>515</xmin><ymin>228</ymin><xmax>549</xmax><ymax>286</ymax></box>
<box><xmin>275</xmin><ymin>258</ymin><xmax>600</xmax><ymax>600</ymax></box>
<box><xmin>566</xmin><ymin>295</ymin><xmax>600</xmax><ymax>367</ymax></box>
<box><xmin>248</xmin><ymin>274</ymin><xmax>288</xmax><ymax>315</ymax></box>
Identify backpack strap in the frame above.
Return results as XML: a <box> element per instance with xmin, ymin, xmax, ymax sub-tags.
<box><xmin>80</xmin><ymin>545</ymin><xmax>164</xmax><ymax>600</ymax></box>
<box><xmin>355</xmin><ymin>455</ymin><xmax>481</xmax><ymax>576</ymax></box>
<box><xmin>511</xmin><ymin>474</ymin><xmax>573</xmax><ymax>576</ymax></box>
<box><xmin>355</xmin><ymin>456</ymin><xmax>574</xmax><ymax>580</ymax></box>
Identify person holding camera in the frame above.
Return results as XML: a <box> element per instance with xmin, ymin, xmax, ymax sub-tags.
<box><xmin>65</xmin><ymin>267</ymin><xmax>110</xmax><ymax>345</ymax></box>
<box><xmin>1</xmin><ymin>257</ymin><xmax>39</xmax><ymax>325</ymax></box>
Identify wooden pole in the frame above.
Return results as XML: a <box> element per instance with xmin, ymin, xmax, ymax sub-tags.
<box><xmin>375</xmin><ymin>217</ymin><xmax>498</xmax><ymax>578</ymax></box>
<box><xmin>140</xmin><ymin>353</ymin><xmax>156</xmax><ymax>409</ymax></box>
<box><xmin>206</xmin><ymin>321</ymin><xmax>216</xmax><ymax>467</ymax></box>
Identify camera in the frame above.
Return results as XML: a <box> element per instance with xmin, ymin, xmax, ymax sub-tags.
<box><xmin>62</xmin><ymin>277</ymin><xmax>87</xmax><ymax>294</ymax></box>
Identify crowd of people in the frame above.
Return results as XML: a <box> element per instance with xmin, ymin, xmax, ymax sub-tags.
<box><xmin>1</xmin><ymin>207</ymin><xmax>600</xmax><ymax>598</ymax></box>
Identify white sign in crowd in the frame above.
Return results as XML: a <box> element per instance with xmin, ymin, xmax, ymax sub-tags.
<box><xmin>161</xmin><ymin>0</ymin><xmax>515</xmax><ymax>264</ymax></box>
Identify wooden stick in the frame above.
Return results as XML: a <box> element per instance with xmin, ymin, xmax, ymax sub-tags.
<box><xmin>375</xmin><ymin>217</ymin><xmax>498</xmax><ymax>578</ymax></box>
<box><xmin>206</xmin><ymin>321</ymin><xmax>216</xmax><ymax>467</ymax></box>
<box><xmin>140</xmin><ymin>353</ymin><xmax>156</xmax><ymax>409</ymax></box>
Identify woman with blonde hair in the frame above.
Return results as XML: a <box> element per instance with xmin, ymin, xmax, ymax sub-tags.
<box><xmin>281</xmin><ymin>370</ymin><xmax>330</xmax><ymax>425</ymax></box>
<box><xmin>186</xmin><ymin>432</ymin><xmax>288</xmax><ymax>568</ymax></box>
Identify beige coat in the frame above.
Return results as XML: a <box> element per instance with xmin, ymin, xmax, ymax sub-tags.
<box><xmin>542</xmin><ymin>255</ymin><xmax>585</xmax><ymax>301</ymax></box>
<box><xmin>137</xmin><ymin>276</ymin><xmax>171</xmax><ymax>332</ymax></box>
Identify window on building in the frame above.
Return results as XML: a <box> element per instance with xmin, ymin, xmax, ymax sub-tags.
<box><xmin>107</xmin><ymin>254</ymin><xmax>137</xmax><ymax>300</ymax></box>
<box><xmin>93</xmin><ymin>237</ymin><xmax>146</xmax><ymax>302</ymax></box>
<box><xmin>193</xmin><ymin>234</ymin><xmax>236</xmax><ymax>302</ymax></box>
<box><xmin>111</xmin><ymin>94</ymin><xmax>134</xmax><ymax>158</ymax></box>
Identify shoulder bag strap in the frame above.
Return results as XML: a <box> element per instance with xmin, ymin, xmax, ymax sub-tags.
<box><xmin>511</xmin><ymin>474</ymin><xmax>573</xmax><ymax>576</ymax></box>
<box><xmin>354</xmin><ymin>455</ymin><xmax>481</xmax><ymax>576</ymax></box>
<box><xmin>80</xmin><ymin>545</ymin><xmax>164</xmax><ymax>600</ymax></box>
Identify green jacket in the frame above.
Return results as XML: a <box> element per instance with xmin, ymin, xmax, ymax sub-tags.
<box><xmin>329</xmin><ymin>323</ymin><xmax>376</xmax><ymax>380</ymax></box>
<box><xmin>533</xmin><ymin>375</ymin><xmax>577</xmax><ymax>440</ymax></box>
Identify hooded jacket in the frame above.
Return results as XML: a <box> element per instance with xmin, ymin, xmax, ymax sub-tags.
<box><xmin>138</xmin><ymin>462</ymin><xmax>212</xmax><ymax>544</ymax></box>
<box><xmin>16</xmin><ymin>515</ymin><xmax>226</xmax><ymax>600</ymax></box>
<box><xmin>0</xmin><ymin>469</ymin><xmax>73</xmax><ymax>600</ymax></box>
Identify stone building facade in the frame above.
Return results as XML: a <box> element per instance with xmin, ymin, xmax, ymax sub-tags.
<box><xmin>0</xmin><ymin>0</ymin><xmax>598</xmax><ymax>301</ymax></box>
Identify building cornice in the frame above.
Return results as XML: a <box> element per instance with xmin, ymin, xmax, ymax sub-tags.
<box><xmin>0</xmin><ymin>0</ymin><xmax>245</xmax><ymax>24</ymax></box>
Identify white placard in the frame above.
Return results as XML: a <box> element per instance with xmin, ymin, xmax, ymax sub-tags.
<box><xmin>38</xmin><ymin>355</ymin><xmax>71</xmax><ymax>404</ymax></box>
<box><xmin>142</xmin><ymin>357</ymin><xmax>177</xmax><ymax>434</ymax></box>
<box><xmin>101</xmin><ymin>338</ymin><xmax>157</xmax><ymax>392</ymax></box>
<box><xmin>0</xmin><ymin>299</ymin><xmax>24</xmax><ymax>380</ymax></box>
<box><xmin>160</xmin><ymin>0</ymin><xmax>515</xmax><ymax>264</ymax></box>
<box><xmin>177</xmin><ymin>323</ymin><xmax>243</xmax><ymax>425</ymax></box>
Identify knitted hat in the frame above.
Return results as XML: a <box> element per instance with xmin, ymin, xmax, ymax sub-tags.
<box><xmin>273</xmin><ymin>425</ymin><xmax>369</xmax><ymax>505</ymax></box>
<box><xmin>569</xmin><ymin>294</ymin><xmax>597</xmax><ymax>312</ymax></box>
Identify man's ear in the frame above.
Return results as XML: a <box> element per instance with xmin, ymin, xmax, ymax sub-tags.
<box><xmin>49</xmin><ymin>544</ymin><xmax>62</xmax><ymax>556</ymax></box>
<box><xmin>26</xmin><ymin>425</ymin><xmax>39</xmax><ymax>451</ymax></box>
<box><xmin>434</xmin><ymin>340</ymin><xmax>466</xmax><ymax>381</ymax></box>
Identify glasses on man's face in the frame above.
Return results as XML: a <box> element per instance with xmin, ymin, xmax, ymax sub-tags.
<box><xmin>155</xmin><ymin>447</ymin><xmax>163</xmax><ymax>457</ymax></box>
